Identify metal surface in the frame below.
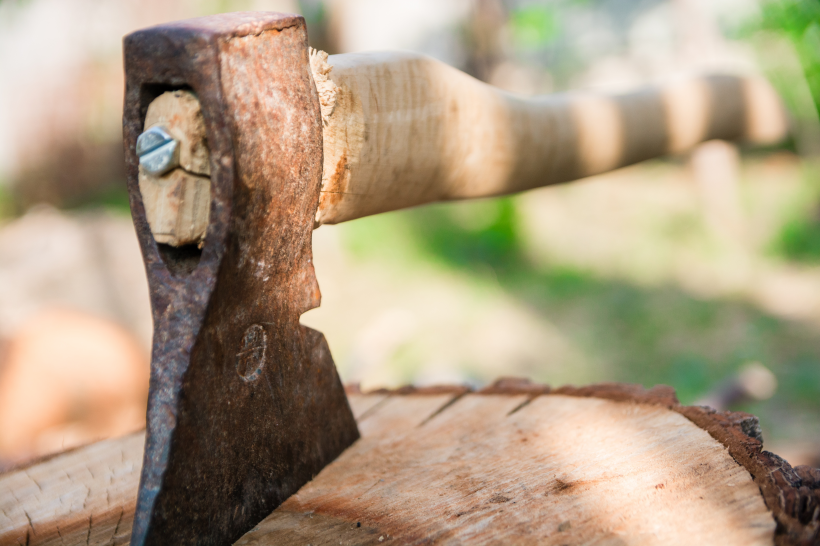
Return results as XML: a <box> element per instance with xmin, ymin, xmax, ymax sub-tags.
<box><xmin>123</xmin><ymin>12</ymin><xmax>359</xmax><ymax>546</ymax></box>
<box><xmin>136</xmin><ymin>126</ymin><xmax>179</xmax><ymax>175</ymax></box>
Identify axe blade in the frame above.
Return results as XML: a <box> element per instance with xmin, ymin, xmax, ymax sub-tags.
<box><xmin>123</xmin><ymin>12</ymin><xmax>359</xmax><ymax>546</ymax></box>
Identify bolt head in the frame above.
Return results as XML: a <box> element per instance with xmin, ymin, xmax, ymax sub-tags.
<box><xmin>137</xmin><ymin>126</ymin><xmax>180</xmax><ymax>176</ymax></box>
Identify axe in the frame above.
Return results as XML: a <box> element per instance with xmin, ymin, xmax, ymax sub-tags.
<box><xmin>123</xmin><ymin>12</ymin><xmax>786</xmax><ymax>546</ymax></box>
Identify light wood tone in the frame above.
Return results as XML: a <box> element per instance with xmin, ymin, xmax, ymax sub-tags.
<box><xmin>0</xmin><ymin>431</ymin><xmax>144</xmax><ymax>545</ymax></box>
<box><xmin>0</xmin><ymin>397</ymin><xmax>390</xmax><ymax>545</ymax></box>
<box><xmin>356</xmin><ymin>393</ymin><xmax>460</xmax><ymax>439</ymax></box>
<box><xmin>135</xmin><ymin>52</ymin><xmax>786</xmax><ymax>240</ymax></box>
<box><xmin>314</xmin><ymin>51</ymin><xmax>786</xmax><ymax>225</ymax></box>
<box><xmin>138</xmin><ymin>90</ymin><xmax>211</xmax><ymax>247</ymax></box>
<box><xmin>310</xmin><ymin>48</ymin><xmax>340</xmax><ymax>127</ymax></box>
<box><xmin>2</xmin><ymin>392</ymin><xmax>780</xmax><ymax>545</ymax></box>
<box><xmin>137</xmin><ymin>167</ymin><xmax>210</xmax><ymax>248</ymax></box>
<box><xmin>143</xmin><ymin>90</ymin><xmax>211</xmax><ymax>176</ymax></box>
<box><xmin>743</xmin><ymin>75</ymin><xmax>789</xmax><ymax>145</ymax></box>
<box><xmin>347</xmin><ymin>393</ymin><xmax>389</xmax><ymax>420</ymax></box>
<box><xmin>237</xmin><ymin>394</ymin><xmax>775</xmax><ymax>546</ymax></box>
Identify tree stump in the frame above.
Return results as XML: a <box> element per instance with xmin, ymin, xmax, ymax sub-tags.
<box><xmin>1</xmin><ymin>381</ymin><xmax>818</xmax><ymax>545</ymax></box>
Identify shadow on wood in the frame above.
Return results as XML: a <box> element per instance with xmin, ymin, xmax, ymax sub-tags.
<box><xmin>2</xmin><ymin>382</ymin><xmax>818</xmax><ymax>545</ymax></box>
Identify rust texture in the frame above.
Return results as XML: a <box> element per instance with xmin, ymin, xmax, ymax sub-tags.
<box><xmin>123</xmin><ymin>13</ymin><xmax>358</xmax><ymax>546</ymax></box>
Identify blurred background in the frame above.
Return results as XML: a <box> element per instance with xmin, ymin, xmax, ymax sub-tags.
<box><xmin>0</xmin><ymin>0</ymin><xmax>818</xmax><ymax>470</ymax></box>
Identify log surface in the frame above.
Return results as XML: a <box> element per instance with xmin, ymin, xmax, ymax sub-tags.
<box><xmin>0</xmin><ymin>432</ymin><xmax>143</xmax><ymax>546</ymax></box>
<box><xmin>3</xmin><ymin>383</ymin><xmax>819</xmax><ymax>545</ymax></box>
<box><xmin>0</xmin><ymin>396</ymin><xmax>382</xmax><ymax>546</ymax></box>
<box><xmin>237</xmin><ymin>390</ymin><xmax>774</xmax><ymax>546</ymax></box>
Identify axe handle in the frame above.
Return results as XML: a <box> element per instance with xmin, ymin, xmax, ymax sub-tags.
<box><xmin>314</xmin><ymin>51</ymin><xmax>786</xmax><ymax>226</ymax></box>
<box><xmin>138</xmin><ymin>50</ymin><xmax>787</xmax><ymax>245</ymax></box>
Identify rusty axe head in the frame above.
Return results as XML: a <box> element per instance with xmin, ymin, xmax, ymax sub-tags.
<box><xmin>123</xmin><ymin>12</ymin><xmax>359</xmax><ymax>546</ymax></box>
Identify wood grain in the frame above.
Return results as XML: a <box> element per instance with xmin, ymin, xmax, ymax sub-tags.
<box><xmin>7</xmin><ymin>389</ymin><xmax>814</xmax><ymax>545</ymax></box>
<box><xmin>347</xmin><ymin>392</ymin><xmax>389</xmax><ymax>421</ymax></box>
<box><xmin>357</xmin><ymin>393</ymin><xmax>461</xmax><ymax>439</ymax></box>
<box><xmin>138</xmin><ymin>90</ymin><xmax>211</xmax><ymax>248</ymax></box>
<box><xmin>314</xmin><ymin>52</ymin><xmax>786</xmax><ymax>225</ymax></box>
<box><xmin>0</xmin><ymin>432</ymin><xmax>144</xmax><ymax>546</ymax></box>
<box><xmin>135</xmin><ymin>51</ymin><xmax>787</xmax><ymax>243</ymax></box>
<box><xmin>237</xmin><ymin>393</ymin><xmax>775</xmax><ymax>546</ymax></box>
<box><xmin>0</xmin><ymin>397</ymin><xmax>388</xmax><ymax>545</ymax></box>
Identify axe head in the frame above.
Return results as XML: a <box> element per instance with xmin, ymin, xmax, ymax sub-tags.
<box><xmin>123</xmin><ymin>12</ymin><xmax>359</xmax><ymax>546</ymax></box>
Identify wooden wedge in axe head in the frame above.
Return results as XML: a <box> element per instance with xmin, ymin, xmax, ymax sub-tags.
<box><xmin>123</xmin><ymin>11</ymin><xmax>787</xmax><ymax>546</ymax></box>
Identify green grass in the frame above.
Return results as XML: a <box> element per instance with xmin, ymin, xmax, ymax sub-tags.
<box><xmin>772</xmin><ymin>214</ymin><xmax>820</xmax><ymax>262</ymax></box>
<box><xmin>70</xmin><ymin>184</ymin><xmax>132</xmax><ymax>215</ymax></box>
<box><xmin>339</xmin><ymin>196</ymin><xmax>820</xmax><ymax>441</ymax></box>
<box><xmin>406</xmin><ymin>197</ymin><xmax>524</xmax><ymax>272</ymax></box>
<box><xmin>770</xmin><ymin>163</ymin><xmax>820</xmax><ymax>263</ymax></box>
<box><xmin>0</xmin><ymin>183</ymin><xmax>17</xmax><ymax>219</ymax></box>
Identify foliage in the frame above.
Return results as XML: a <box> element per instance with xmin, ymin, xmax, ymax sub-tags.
<box><xmin>405</xmin><ymin>198</ymin><xmax>524</xmax><ymax>273</ymax></box>
<box><xmin>72</xmin><ymin>185</ymin><xmax>132</xmax><ymax>215</ymax></box>
<box><xmin>758</xmin><ymin>0</ymin><xmax>820</xmax><ymax>38</ymax></box>
<box><xmin>772</xmin><ymin>213</ymin><xmax>820</xmax><ymax>262</ymax></box>
<box><xmin>509</xmin><ymin>5</ymin><xmax>560</xmax><ymax>49</ymax></box>
<box><xmin>0</xmin><ymin>182</ymin><xmax>16</xmax><ymax>219</ymax></box>
<box><xmin>755</xmin><ymin>0</ymin><xmax>820</xmax><ymax>117</ymax></box>
<box><xmin>340</xmin><ymin>195</ymin><xmax>820</xmax><ymax>420</ymax></box>
<box><xmin>770</xmin><ymin>163</ymin><xmax>820</xmax><ymax>262</ymax></box>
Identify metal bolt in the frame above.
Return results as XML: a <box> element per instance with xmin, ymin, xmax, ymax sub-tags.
<box><xmin>136</xmin><ymin>126</ymin><xmax>180</xmax><ymax>176</ymax></box>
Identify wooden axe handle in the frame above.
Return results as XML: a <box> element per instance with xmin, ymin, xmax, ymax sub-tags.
<box><xmin>314</xmin><ymin>50</ymin><xmax>786</xmax><ymax>225</ymax></box>
<box><xmin>138</xmin><ymin>49</ymin><xmax>786</xmax><ymax>245</ymax></box>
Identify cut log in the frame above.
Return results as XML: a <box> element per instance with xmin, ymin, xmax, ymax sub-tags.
<box><xmin>2</xmin><ymin>383</ymin><xmax>818</xmax><ymax>545</ymax></box>
<box><xmin>0</xmin><ymin>432</ymin><xmax>143</xmax><ymax>545</ymax></box>
<box><xmin>0</xmin><ymin>392</ymin><xmax>388</xmax><ymax>546</ymax></box>
<box><xmin>240</xmin><ymin>387</ymin><xmax>775</xmax><ymax>546</ymax></box>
